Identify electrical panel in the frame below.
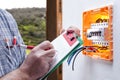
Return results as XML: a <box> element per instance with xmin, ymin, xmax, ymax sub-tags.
<box><xmin>82</xmin><ymin>5</ymin><xmax>113</xmax><ymax>60</ymax></box>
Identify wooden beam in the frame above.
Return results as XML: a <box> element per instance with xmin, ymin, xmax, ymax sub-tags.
<box><xmin>46</xmin><ymin>0</ymin><xmax>62</xmax><ymax>80</ymax></box>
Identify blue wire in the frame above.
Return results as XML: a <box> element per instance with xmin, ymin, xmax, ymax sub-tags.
<box><xmin>67</xmin><ymin>47</ymin><xmax>83</xmax><ymax>65</ymax></box>
<box><xmin>67</xmin><ymin>47</ymin><xmax>85</xmax><ymax>65</ymax></box>
<box><xmin>72</xmin><ymin>48</ymin><xmax>84</xmax><ymax>71</ymax></box>
<box><xmin>67</xmin><ymin>49</ymin><xmax>78</xmax><ymax>65</ymax></box>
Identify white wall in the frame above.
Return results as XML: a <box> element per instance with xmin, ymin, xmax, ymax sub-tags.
<box><xmin>62</xmin><ymin>0</ymin><xmax>120</xmax><ymax>80</ymax></box>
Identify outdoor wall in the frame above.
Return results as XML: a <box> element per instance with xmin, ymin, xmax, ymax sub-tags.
<box><xmin>62</xmin><ymin>0</ymin><xmax>120</xmax><ymax>80</ymax></box>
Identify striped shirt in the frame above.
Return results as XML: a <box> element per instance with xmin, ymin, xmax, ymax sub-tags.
<box><xmin>0</xmin><ymin>9</ymin><xmax>26</xmax><ymax>77</ymax></box>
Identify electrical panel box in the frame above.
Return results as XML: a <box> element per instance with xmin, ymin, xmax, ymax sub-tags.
<box><xmin>82</xmin><ymin>5</ymin><xmax>113</xmax><ymax>60</ymax></box>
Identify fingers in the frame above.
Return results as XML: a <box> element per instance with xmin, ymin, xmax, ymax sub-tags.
<box><xmin>67</xmin><ymin>26</ymin><xmax>81</xmax><ymax>36</ymax></box>
<box><xmin>43</xmin><ymin>49</ymin><xmax>56</xmax><ymax>57</ymax></box>
<box><xmin>38</xmin><ymin>49</ymin><xmax>56</xmax><ymax>68</ymax></box>
<box><xmin>60</xmin><ymin>26</ymin><xmax>80</xmax><ymax>37</ymax></box>
<box><xmin>41</xmin><ymin>49</ymin><xmax>56</xmax><ymax>65</ymax></box>
<box><xmin>39</xmin><ymin>41</ymin><xmax>54</xmax><ymax>50</ymax></box>
<box><xmin>43</xmin><ymin>57</ymin><xmax>54</xmax><ymax>65</ymax></box>
<box><xmin>31</xmin><ymin>40</ymin><xmax>56</xmax><ymax>58</ymax></box>
<box><xmin>32</xmin><ymin>41</ymin><xmax>54</xmax><ymax>51</ymax></box>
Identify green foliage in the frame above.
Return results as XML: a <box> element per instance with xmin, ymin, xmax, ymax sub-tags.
<box><xmin>7</xmin><ymin>8</ymin><xmax>46</xmax><ymax>45</ymax></box>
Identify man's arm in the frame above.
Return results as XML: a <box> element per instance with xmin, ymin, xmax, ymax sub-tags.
<box><xmin>0</xmin><ymin>68</ymin><xmax>30</xmax><ymax>80</ymax></box>
<box><xmin>0</xmin><ymin>41</ymin><xmax>55</xmax><ymax>80</ymax></box>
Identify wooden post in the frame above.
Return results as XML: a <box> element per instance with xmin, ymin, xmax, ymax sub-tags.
<box><xmin>46</xmin><ymin>0</ymin><xmax>62</xmax><ymax>80</ymax></box>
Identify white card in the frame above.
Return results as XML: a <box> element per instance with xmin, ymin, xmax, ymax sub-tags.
<box><xmin>40</xmin><ymin>31</ymin><xmax>80</xmax><ymax>80</ymax></box>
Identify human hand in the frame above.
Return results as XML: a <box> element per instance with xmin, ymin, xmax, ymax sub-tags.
<box><xmin>60</xmin><ymin>26</ymin><xmax>80</xmax><ymax>37</ymax></box>
<box><xmin>19</xmin><ymin>41</ymin><xmax>56</xmax><ymax>80</ymax></box>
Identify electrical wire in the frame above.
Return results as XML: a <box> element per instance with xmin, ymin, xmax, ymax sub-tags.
<box><xmin>72</xmin><ymin>48</ymin><xmax>84</xmax><ymax>71</ymax></box>
<box><xmin>67</xmin><ymin>46</ymin><xmax>85</xmax><ymax>71</ymax></box>
<box><xmin>67</xmin><ymin>46</ymin><xmax>98</xmax><ymax>71</ymax></box>
<box><xmin>67</xmin><ymin>47</ymin><xmax>85</xmax><ymax>65</ymax></box>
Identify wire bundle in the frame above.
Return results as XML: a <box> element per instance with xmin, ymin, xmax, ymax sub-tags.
<box><xmin>67</xmin><ymin>46</ymin><xmax>98</xmax><ymax>71</ymax></box>
<box><xmin>67</xmin><ymin>47</ymin><xmax>85</xmax><ymax>70</ymax></box>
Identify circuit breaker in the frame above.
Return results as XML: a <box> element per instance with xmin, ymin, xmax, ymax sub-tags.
<box><xmin>82</xmin><ymin>5</ymin><xmax>113</xmax><ymax>60</ymax></box>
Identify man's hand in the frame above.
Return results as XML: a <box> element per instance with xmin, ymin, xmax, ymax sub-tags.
<box><xmin>19</xmin><ymin>41</ymin><xmax>56</xmax><ymax>80</ymax></box>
